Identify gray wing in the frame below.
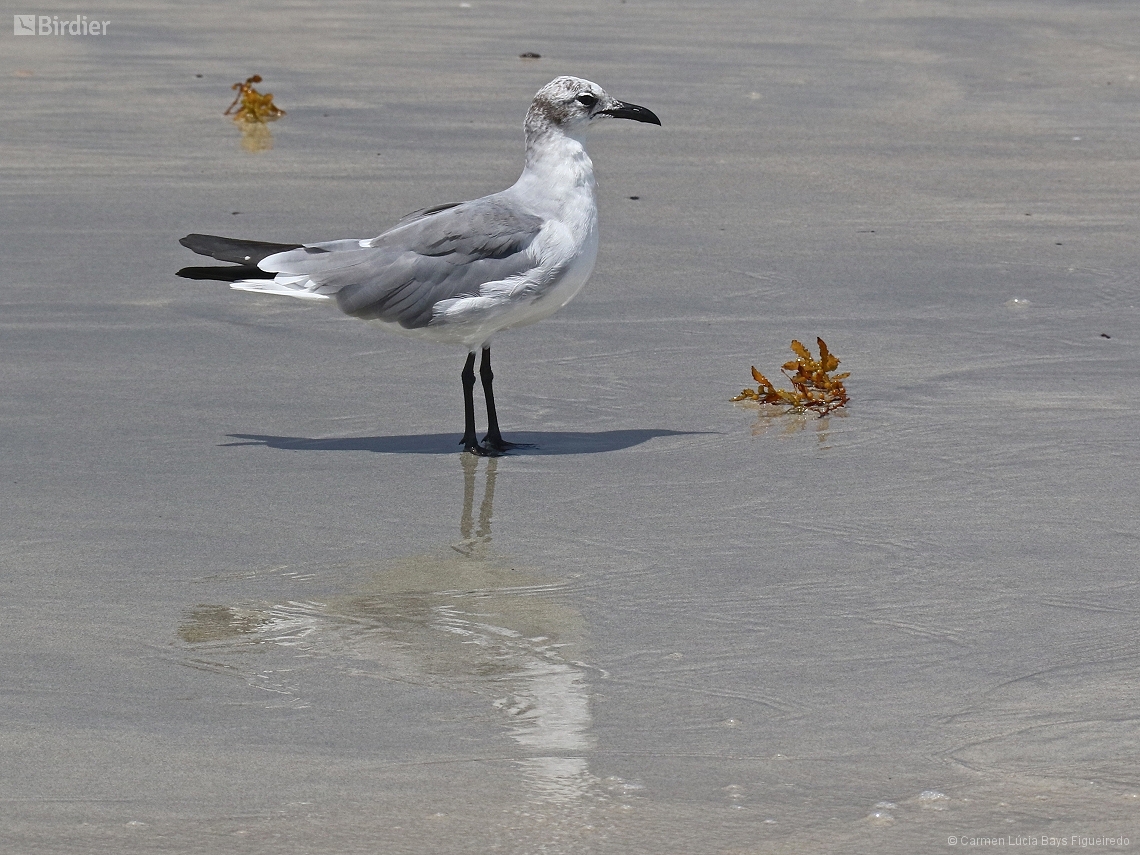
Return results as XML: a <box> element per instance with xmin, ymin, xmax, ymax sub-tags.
<box><xmin>261</xmin><ymin>196</ymin><xmax>545</xmax><ymax>329</ymax></box>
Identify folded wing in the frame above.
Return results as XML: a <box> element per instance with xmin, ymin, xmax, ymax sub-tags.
<box><xmin>259</xmin><ymin>196</ymin><xmax>545</xmax><ymax>329</ymax></box>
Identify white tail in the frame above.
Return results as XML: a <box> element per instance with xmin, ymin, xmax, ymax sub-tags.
<box><xmin>230</xmin><ymin>276</ymin><xmax>333</xmax><ymax>301</ymax></box>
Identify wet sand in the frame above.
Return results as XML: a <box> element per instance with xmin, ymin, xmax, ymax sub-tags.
<box><xmin>2</xmin><ymin>1</ymin><xmax>1138</xmax><ymax>852</ymax></box>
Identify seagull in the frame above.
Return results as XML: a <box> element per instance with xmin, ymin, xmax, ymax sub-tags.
<box><xmin>178</xmin><ymin>76</ymin><xmax>660</xmax><ymax>455</ymax></box>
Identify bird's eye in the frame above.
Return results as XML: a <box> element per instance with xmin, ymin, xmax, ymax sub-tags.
<box><xmin>576</xmin><ymin>93</ymin><xmax>598</xmax><ymax>108</ymax></box>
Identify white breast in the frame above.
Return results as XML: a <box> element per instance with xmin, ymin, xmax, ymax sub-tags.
<box><xmin>406</xmin><ymin>132</ymin><xmax>601</xmax><ymax>349</ymax></box>
<box><xmin>378</xmin><ymin>127</ymin><xmax>602</xmax><ymax>349</ymax></box>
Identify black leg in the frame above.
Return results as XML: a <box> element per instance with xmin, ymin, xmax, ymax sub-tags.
<box><xmin>480</xmin><ymin>347</ymin><xmax>505</xmax><ymax>450</ymax></box>
<box><xmin>460</xmin><ymin>352</ymin><xmax>493</xmax><ymax>455</ymax></box>
<box><xmin>479</xmin><ymin>346</ymin><xmax>532</xmax><ymax>452</ymax></box>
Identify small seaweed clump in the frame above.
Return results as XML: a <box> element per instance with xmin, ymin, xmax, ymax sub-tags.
<box><xmin>733</xmin><ymin>337</ymin><xmax>849</xmax><ymax>416</ymax></box>
<box><xmin>224</xmin><ymin>75</ymin><xmax>286</xmax><ymax>123</ymax></box>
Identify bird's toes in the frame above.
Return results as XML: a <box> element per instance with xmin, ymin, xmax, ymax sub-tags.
<box><xmin>483</xmin><ymin>435</ymin><xmax>534</xmax><ymax>453</ymax></box>
<box><xmin>462</xmin><ymin>440</ymin><xmax>502</xmax><ymax>457</ymax></box>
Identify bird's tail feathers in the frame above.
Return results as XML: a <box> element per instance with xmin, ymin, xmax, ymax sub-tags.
<box><xmin>230</xmin><ymin>275</ymin><xmax>333</xmax><ymax>301</ymax></box>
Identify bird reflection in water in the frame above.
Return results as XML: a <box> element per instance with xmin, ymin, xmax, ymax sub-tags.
<box><xmin>179</xmin><ymin>455</ymin><xmax>602</xmax><ymax>808</ymax></box>
<box><xmin>454</xmin><ymin>452</ymin><xmax>495</xmax><ymax>557</ymax></box>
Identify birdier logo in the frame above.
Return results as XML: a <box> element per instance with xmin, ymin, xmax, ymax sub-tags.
<box><xmin>14</xmin><ymin>15</ymin><xmax>109</xmax><ymax>35</ymax></box>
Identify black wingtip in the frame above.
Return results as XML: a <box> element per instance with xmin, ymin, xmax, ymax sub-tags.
<box><xmin>179</xmin><ymin>233</ymin><xmax>303</xmax><ymax>265</ymax></box>
<box><xmin>176</xmin><ymin>265</ymin><xmax>274</xmax><ymax>282</ymax></box>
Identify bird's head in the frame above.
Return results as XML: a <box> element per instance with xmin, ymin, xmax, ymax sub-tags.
<box><xmin>525</xmin><ymin>76</ymin><xmax>660</xmax><ymax>140</ymax></box>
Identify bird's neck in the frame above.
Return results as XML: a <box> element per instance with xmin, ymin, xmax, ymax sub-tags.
<box><xmin>518</xmin><ymin>128</ymin><xmax>596</xmax><ymax>202</ymax></box>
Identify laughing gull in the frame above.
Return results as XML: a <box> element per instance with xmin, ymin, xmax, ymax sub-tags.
<box><xmin>178</xmin><ymin>76</ymin><xmax>660</xmax><ymax>455</ymax></box>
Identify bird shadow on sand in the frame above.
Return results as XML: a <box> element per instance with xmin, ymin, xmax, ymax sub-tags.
<box><xmin>222</xmin><ymin>428</ymin><xmax>710</xmax><ymax>455</ymax></box>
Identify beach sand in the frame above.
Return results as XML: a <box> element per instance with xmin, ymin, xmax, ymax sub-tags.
<box><xmin>2</xmin><ymin>1</ymin><xmax>1138</xmax><ymax>851</ymax></box>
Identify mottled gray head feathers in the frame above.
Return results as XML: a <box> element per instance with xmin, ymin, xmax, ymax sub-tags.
<box><xmin>524</xmin><ymin>76</ymin><xmax>660</xmax><ymax>140</ymax></box>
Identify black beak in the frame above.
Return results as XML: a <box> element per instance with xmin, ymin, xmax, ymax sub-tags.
<box><xmin>602</xmin><ymin>100</ymin><xmax>661</xmax><ymax>126</ymax></box>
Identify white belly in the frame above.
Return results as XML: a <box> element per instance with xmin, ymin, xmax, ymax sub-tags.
<box><xmin>500</xmin><ymin>229</ymin><xmax>599</xmax><ymax>329</ymax></box>
<box><xmin>371</xmin><ymin>139</ymin><xmax>601</xmax><ymax>350</ymax></box>
<box><xmin>385</xmin><ymin>220</ymin><xmax>600</xmax><ymax>350</ymax></box>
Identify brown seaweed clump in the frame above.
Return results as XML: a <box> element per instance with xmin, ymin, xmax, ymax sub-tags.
<box><xmin>733</xmin><ymin>337</ymin><xmax>849</xmax><ymax>416</ymax></box>
<box><xmin>224</xmin><ymin>75</ymin><xmax>286</xmax><ymax>123</ymax></box>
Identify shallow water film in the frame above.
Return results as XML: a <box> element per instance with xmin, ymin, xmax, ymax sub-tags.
<box><xmin>3</xmin><ymin>1</ymin><xmax>1138</xmax><ymax>852</ymax></box>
